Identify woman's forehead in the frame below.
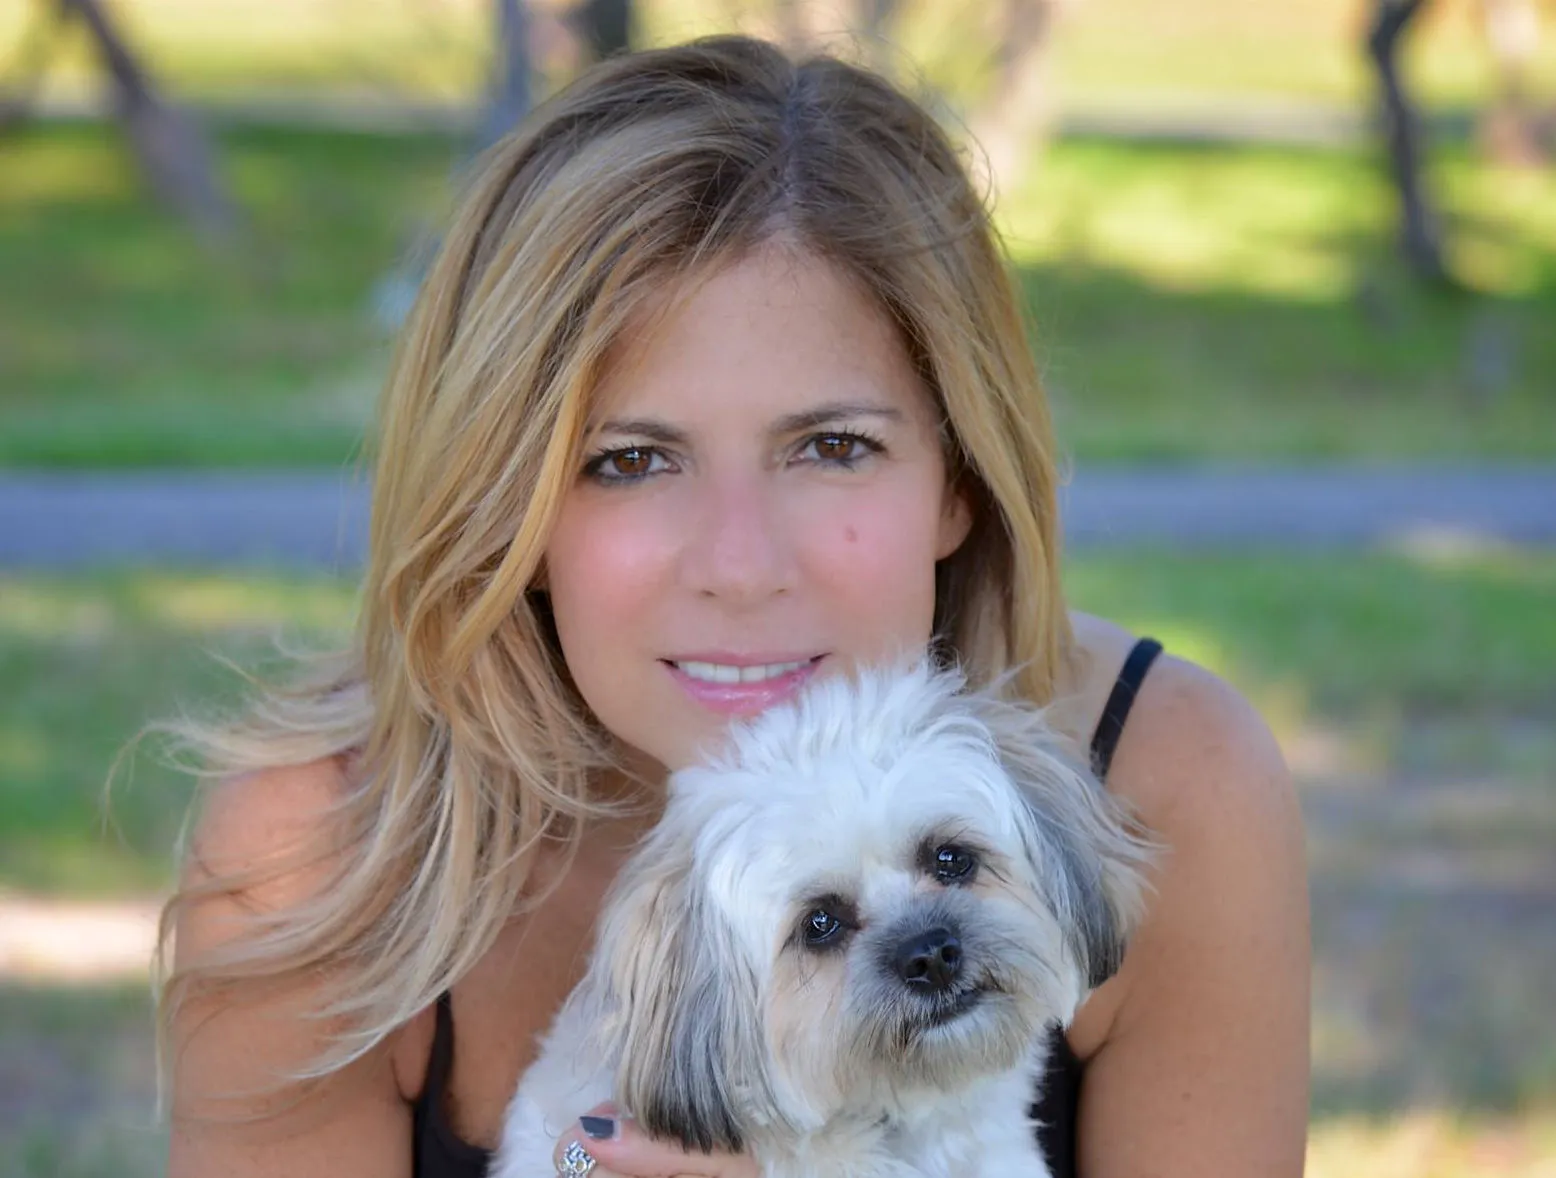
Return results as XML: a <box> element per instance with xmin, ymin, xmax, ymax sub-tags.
<box><xmin>584</xmin><ymin>244</ymin><xmax>924</xmax><ymax>426</ymax></box>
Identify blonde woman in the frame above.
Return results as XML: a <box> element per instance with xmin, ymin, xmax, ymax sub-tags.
<box><xmin>160</xmin><ymin>34</ymin><xmax>1310</xmax><ymax>1178</ymax></box>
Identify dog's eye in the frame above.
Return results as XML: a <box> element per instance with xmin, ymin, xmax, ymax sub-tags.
<box><xmin>932</xmin><ymin>845</ymin><xmax>977</xmax><ymax>883</ymax></box>
<box><xmin>802</xmin><ymin>908</ymin><xmax>845</xmax><ymax>946</ymax></box>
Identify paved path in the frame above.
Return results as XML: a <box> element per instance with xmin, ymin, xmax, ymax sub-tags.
<box><xmin>0</xmin><ymin>895</ymin><xmax>160</xmax><ymax>982</ymax></box>
<box><xmin>2</xmin><ymin>467</ymin><xmax>1553</xmax><ymax>570</ymax></box>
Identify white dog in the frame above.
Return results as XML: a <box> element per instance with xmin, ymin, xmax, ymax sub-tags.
<box><xmin>494</xmin><ymin>660</ymin><xmax>1153</xmax><ymax>1178</ymax></box>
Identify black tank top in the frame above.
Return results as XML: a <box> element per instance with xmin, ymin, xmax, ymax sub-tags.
<box><xmin>413</xmin><ymin>638</ymin><xmax>1164</xmax><ymax>1178</ymax></box>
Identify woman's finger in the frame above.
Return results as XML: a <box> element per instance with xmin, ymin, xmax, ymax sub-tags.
<box><xmin>552</xmin><ymin>1134</ymin><xmax>626</xmax><ymax>1178</ymax></box>
<box><xmin>554</xmin><ymin>1153</ymin><xmax>627</xmax><ymax>1178</ymax></box>
<box><xmin>553</xmin><ymin>1105</ymin><xmax>758</xmax><ymax>1178</ymax></box>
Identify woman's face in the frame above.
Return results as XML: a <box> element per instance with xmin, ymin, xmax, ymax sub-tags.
<box><xmin>544</xmin><ymin>244</ymin><xmax>971</xmax><ymax>772</ymax></box>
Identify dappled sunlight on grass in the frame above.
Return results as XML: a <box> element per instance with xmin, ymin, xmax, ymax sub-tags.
<box><xmin>1440</xmin><ymin>159</ymin><xmax>1556</xmax><ymax>295</ymax></box>
<box><xmin>5</xmin><ymin>123</ymin><xmax>1552</xmax><ymax>463</ymax></box>
<box><xmin>1002</xmin><ymin>138</ymin><xmax>1556</xmax><ymax>301</ymax></box>
<box><xmin>1306</xmin><ymin>775</ymin><xmax>1556</xmax><ymax>1112</ymax></box>
<box><xmin>123</xmin><ymin>574</ymin><xmax>358</xmax><ymax>633</ymax></box>
<box><xmin>1065</xmin><ymin>549</ymin><xmax>1556</xmax><ymax>714</ymax></box>
<box><xmin>0</xmin><ymin>572</ymin><xmax>355</xmax><ymax>896</ymax></box>
<box><xmin>995</xmin><ymin>139</ymin><xmax>1556</xmax><ymax>461</ymax></box>
<box><xmin>0</xmin><ymin>121</ymin><xmax>452</xmax><ymax>465</ymax></box>
<box><xmin>1064</xmin><ymin>548</ymin><xmax>1556</xmax><ymax>778</ymax></box>
<box><xmin>1307</xmin><ymin>1110</ymin><xmax>1556</xmax><ymax>1177</ymax></box>
<box><xmin>1390</xmin><ymin>535</ymin><xmax>1556</xmax><ymax>583</ymax></box>
<box><xmin>0</xmin><ymin>981</ymin><xmax>164</xmax><ymax>1178</ymax></box>
<box><xmin>1007</xmin><ymin>146</ymin><xmax>1376</xmax><ymax>300</ymax></box>
<box><xmin>0</xmin><ymin>574</ymin><xmax>357</xmax><ymax>640</ymax></box>
<box><xmin>0</xmin><ymin>728</ymin><xmax>48</xmax><ymax>779</ymax></box>
<box><xmin>0</xmin><ymin>136</ymin><xmax>139</xmax><ymax>212</ymax></box>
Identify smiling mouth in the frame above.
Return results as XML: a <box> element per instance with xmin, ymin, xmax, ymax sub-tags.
<box><xmin>663</xmin><ymin>656</ymin><xmax>824</xmax><ymax>684</ymax></box>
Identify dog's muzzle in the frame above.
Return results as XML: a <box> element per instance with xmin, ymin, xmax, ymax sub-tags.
<box><xmin>893</xmin><ymin>926</ymin><xmax>963</xmax><ymax>992</ymax></box>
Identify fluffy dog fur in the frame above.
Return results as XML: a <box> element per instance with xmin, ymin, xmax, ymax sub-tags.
<box><xmin>493</xmin><ymin>660</ymin><xmax>1154</xmax><ymax>1178</ymax></box>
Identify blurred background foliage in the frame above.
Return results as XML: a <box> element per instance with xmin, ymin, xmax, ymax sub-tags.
<box><xmin>0</xmin><ymin>0</ymin><xmax>1552</xmax><ymax>466</ymax></box>
<box><xmin>0</xmin><ymin>1</ymin><xmax>1552</xmax><ymax>1175</ymax></box>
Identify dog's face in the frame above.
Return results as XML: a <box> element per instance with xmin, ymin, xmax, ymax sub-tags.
<box><xmin>586</xmin><ymin>661</ymin><xmax>1152</xmax><ymax>1152</ymax></box>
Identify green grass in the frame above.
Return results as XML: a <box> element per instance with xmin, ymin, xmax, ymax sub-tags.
<box><xmin>2</xmin><ymin>119</ymin><xmax>1553</xmax><ymax>466</ymax></box>
<box><xmin>1065</xmin><ymin>546</ymin><xmax>1556</xmax><ymax>718</ymax></box>
<box><xmin>2</xmin><ymin>551</ymin><xmax>1552</xmax><ymax>898</ymax></box>
<box><xmin>1004</xmin><ymin>138</ymin><xmax>1556</xmax><ymax>462</ymax></box>
<box><xmin>0</xmin><ymin>573</ymin><xmax>357</xmax><ymax>895</ymax></box>
<box><xmin>0</xmin><ymin>121</ymin><xmax>459</xmax><ymax>466</ymax></box>
<box><xmin>0</xmin><ymin>982</ymin><xmax>165</xmax><ymax>1178</ymax></box>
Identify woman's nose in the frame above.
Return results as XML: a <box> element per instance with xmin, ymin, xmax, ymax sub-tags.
<box><xmin>678</xmin><ymin>476</ymin><xmax>798</xmax><ymax>603</ymax></box>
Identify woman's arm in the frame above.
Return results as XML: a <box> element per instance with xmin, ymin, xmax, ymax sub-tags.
<box><xmin>165</xmin><ymin>759</ymin><xmax>420</xmax><ymax>1178</ymax></box>
<box><xmin>1078</xmin><ymin>657</ymin><xmax>1312</xmax><ymax>1177</ymax></box>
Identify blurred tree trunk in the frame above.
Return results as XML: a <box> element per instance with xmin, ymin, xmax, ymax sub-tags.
<box><xmin>968</xmin><ymin>0</ymin><xmax>1059</xmax><ymax>199</ymax></box>
<box><xmin>766</xmin><ymin>0</ymin><xmax>897</xmax><ymax>57</ymax></box>
<box><xmin>1366</xmin><ymin>0</ymin><xmax>1453</xmax><ymax>287</ymax></box>
<box><xmin>53</xmin><ymin>0</ymin><xmax>237</xmax><ymax>243</ymax></box>
<box><xmin>852</xmin><ymin>0</ymin><xmax>898</xmax><ymax>68</ymax></box>
<box><xmin>570</xmin><ymin>0</ymin><xmax>633</xmax><ymax>59</ymax></box>
<box><xmin>1478</xmin><ymin>0</ymin><xmax>1548</xmax><ymax>165</ymax></box>
<box><xmin>480</xmin><ymin>0</ymin><xmax>632</xmax><ymax>150</ymax></box>
<box><xmin>481</xmin><ymin>0</ymin><xmax>534</xmax><ymax>147</ymax></box>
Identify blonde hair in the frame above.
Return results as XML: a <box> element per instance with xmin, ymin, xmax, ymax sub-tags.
<box><xmin>156</xmin><ymin>33</ymin><xmax>1071</xmax><ymax>1098</ymax></box>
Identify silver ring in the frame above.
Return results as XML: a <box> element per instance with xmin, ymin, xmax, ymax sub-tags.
<box><xmin>558</xmin><ymin>1140</ymin><xmax>597</xmax><ymax>1178</ymax></box>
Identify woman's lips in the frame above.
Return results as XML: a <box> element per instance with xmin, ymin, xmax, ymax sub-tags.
<box><xmin>662</xmin><ymin>655</ymin><xmax>825</xmax><ymax>716</ymax></box>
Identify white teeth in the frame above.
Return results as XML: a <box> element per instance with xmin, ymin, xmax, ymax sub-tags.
<box><xmin>676</xmin><ymin>659</ymin><xmax>810</xmax><ymax>684</ymax></box>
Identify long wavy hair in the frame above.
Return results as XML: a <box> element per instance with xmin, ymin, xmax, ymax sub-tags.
<box><xmin>155</xmin><ymin>33</ymin><xmax>1071</xmax><ymax>1098</ymax></box>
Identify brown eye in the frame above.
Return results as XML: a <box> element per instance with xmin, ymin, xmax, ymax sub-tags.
<box><xmin>585</xmin><ymin>445</ymin><xmax>667</xmax><ymax>484</ymax></box>
<box><xmin>813</xmin><ymin>434</ymin><xmax>856</xmax><ymax>461</ymax></box>
<box><xmin>609</xmin><ymin>448</ymin><xmax>653</xmax><ymax>476</ymax></box>
<box><xmin>798</xmin><ymin>432</ymin><xmax>881</xmax><ymax>468</ymax></box>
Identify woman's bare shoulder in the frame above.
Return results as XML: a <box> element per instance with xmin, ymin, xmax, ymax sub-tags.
<box><xmin>1066</xmin><ymin>609</ymin><xmax>1295</xmax><ymax>826</ymax></box>
<box><xmin>166</xmin><ymin>757</ymin><xmax>435</xmax><ymax>1177</ymax></box>
<box><xmin>1066</xmin><ymin>615</ymin><xmax>1311</xmax><ymax>1175</ymax></box>
<box><xmin>182</xmin><ymin>756</ymin><xmax>351</xmax><ymax>891</ymax></box>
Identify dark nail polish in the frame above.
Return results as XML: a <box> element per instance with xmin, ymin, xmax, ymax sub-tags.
<box><xmin>580</xmin><ymin>1116</ymin><xmax>616</xmax><ymax>1141</ymax></box>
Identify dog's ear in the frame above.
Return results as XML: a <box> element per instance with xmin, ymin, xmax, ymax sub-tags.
<box><xmin>969</xmin><ymin>690</ymin><xmax>1159</xmax><ymax>990</ymax></box>
<box><xmin>580</xmin><ymin>822</ymin><xmax>776</xmax><ymax>1154</ymax></box>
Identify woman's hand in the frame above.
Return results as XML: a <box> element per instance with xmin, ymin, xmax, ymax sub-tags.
<box><xmin>552</xmin><ymin>1105</ymin><xmax>760</xmax><ymax>1178</ymax></box>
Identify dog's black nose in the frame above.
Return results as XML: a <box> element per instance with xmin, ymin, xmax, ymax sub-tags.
<box><xmin>894</xmin><ymin>927</ymin><xmax>962</xmax><ymax>990</ymax></box>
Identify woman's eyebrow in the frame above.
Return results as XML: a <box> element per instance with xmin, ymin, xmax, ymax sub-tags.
<box><xmin>771</xmin><ymin>401</ymin><xmax>906</xmax><ymax>434</ymax></box>
<box><xmin>592</xmin><ymin>417</ymin><xmax>689</xmax><ymax>445</ymax></box>
<box><xmin>595</xmin><ymin>401</ymin><xmax>906</xmax><ymax>444</ymax></box>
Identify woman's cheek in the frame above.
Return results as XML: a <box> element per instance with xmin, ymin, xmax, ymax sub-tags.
<box><xmin>547</xmin><ymin>497</ymin><xmax>675</xmax><ymax>636</ymax></box>
<box><xmin>800</xmin><ymin>493</ymin><xmax>942</xmax><ymax>631</ymax></box>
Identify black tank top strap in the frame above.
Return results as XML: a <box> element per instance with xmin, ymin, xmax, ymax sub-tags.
<box><xmin>426</xmin><ymin>991</ymin><xmax>456</xmax><ymax>1097</ymax></box>
<box><xmin>413</xmin><ymin>991</ymin><xmax>491</xmax><ymax>1177</ymax></box>
<box><xmin>1029</xmin><ymin>636</ymin><xmax>1165</xmax><ymax>1177</ymax></box>
<box><xmin>1088</xmin><ymin>637</ymin><xmax>1163</xmax><ymax>781</ymax></box>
